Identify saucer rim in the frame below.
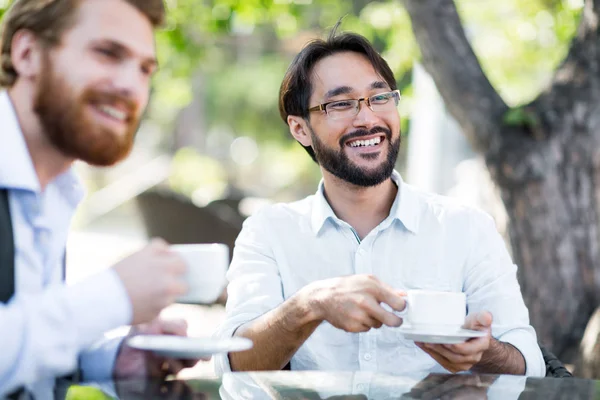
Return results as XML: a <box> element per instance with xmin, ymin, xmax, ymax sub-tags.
<box><xmin>127</xmin><ymin>335</ymin><xmax>253</xmax><ymax>354</ymax></box>
<box><xmin>398</xmin><ymin>326</ymin><xmax>487</xmax><ymax>338</ymax></box>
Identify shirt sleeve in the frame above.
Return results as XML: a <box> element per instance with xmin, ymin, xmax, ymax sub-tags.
<box><xmin>212</xmin><ymin>209</ymin><xmax>285</xmax><ymax>376</ymax></box>
<box><xmin>79</xmin><ymin>336</ymin><xmax>124</xmax><ymax>382</ymax></box>
<box><xmin>463</xmin><ymin>208</ymin><xmax>545</xmax><ymax>377</ymax></box>
<box><xmin>0</xmin><ymin>268</ymin><xmax>132</xmax><ymax>394</ymax></box>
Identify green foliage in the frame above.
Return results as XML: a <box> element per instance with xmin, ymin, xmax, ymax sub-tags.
<box><xmin>457</xmin><ymin>0</ymin><xmax>581</xmax><ymax>105</ymax></box>
<box><xmin>65</xmin><ymin>386</ymin><xmax>113</xmax><ymax>400</ymax></box>
<box><xmin>0</xmin><ymin>0</ymin><xmax>583</xmax><ymax>194</ymax></box>
<box><xmin>169</xmin><ymin>147</ymin><xmax>228</xmax><ymax>202</ymax></box>
<box><xmin>503</xmin><ymin>107</ymin><xmax>539</xmax><ymax>128</ymax></box>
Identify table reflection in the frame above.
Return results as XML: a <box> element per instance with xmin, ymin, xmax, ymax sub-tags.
<box><xmin>4</xmin><ymin>371</ymin><xmax>599</xmax><ymax>400</ymax></box>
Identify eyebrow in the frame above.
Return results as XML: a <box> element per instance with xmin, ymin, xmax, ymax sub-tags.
<box><xmin>323</xmin><ymin>86</ymin><xmax>353</xmax><ymax>100</ymax></box>
<box><xmin>323</xmin><ymin>81</ymin><xmax>391</xmax><ymax>100</ymax></box>
<box><xmin>94</xmin><ymin>39</ymin><xmax>158</xmax><ymax>70</ymax></box>
<box><xmin>371</xmin><ymin>81</ymin><xmax>390</xmax><ymax>90</ymax></box>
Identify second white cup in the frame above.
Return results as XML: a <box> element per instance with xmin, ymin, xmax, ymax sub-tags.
<box><xmin>170</xmin><ymin>243</ymin><xmax>229</xmax><ymax>304</ymax></box>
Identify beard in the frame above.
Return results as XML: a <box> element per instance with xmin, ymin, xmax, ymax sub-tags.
<box><xmin>33</xmin><ymin>53</ymin><xmax>141</xmax><ymax>167</ymax></box>
<box><xmin>309</xmin><ymin>125</ymin><xmax>401</xmax><ymax>187</ymax></box>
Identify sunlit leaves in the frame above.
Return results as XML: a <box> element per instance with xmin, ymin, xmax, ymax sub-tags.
<box><xmin>456</xmin><ymin>0</ymin><xmax>581</xmax><ymax>105</ymax></box>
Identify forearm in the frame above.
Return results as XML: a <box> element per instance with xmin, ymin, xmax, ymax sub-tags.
<box><xmin>472</xmin><ymin>339</ymin><xmax>526</xmax><ymax>375</ymax></box>
<box><xmin>229</xmin><ymin>291</ymin><xmax>321</xmax><ymax>371</ymax></box>
<box><xmin>0</xmin><ymin>270</ymin><xmax>130</xmax><ymax>394</ymax></box>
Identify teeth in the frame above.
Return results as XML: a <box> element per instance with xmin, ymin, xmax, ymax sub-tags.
<box><xmin>98</xmin><ymin>105</ymin><xmax>127</xmax><ymax>121</ymax></box>
<box><xmin>349</xmin><ymin>137</ymin><xmax>382</xmax><ymax>147</ymax></box>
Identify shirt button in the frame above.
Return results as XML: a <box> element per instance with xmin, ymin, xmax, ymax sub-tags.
<box><xmin>357</xmin><ymin>249</ymin><xmax>365</xmax><ymax>255</ymax></box>
<box><xmin>363</xmin><ymin>353</ymin><xmax>372</xmax><ymax>361</ymax></box>
<box><xmin>356</xmin><ymin>384</ymin><xmax>366</xmax><ymax>391</ymax></box>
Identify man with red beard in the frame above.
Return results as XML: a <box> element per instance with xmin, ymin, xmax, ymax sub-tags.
<box><xmin>214</xmin><ymin>28</ymin><xmax>545</xmax><ymax>379</ymax></box>
<box><xmin>0</xmin><ymin>0</ymin><xmax>198</xmax><ymax>394</ymax></box>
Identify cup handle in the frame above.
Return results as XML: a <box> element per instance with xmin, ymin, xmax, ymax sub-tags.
<box><xmin>395</xmin><ymin>298</ymin><xmax>409</xmax><ymax>317</ymax></box>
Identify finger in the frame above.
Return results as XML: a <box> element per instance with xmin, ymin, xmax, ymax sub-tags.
<box><xmin>133</xmin><ymin>318</ymin><xmax>166</xmax><ymax>335</ymax></box>
<box><xmin>149</xmin><ymin>237</ymin><xmax>170</xmax><ymax>251</ymax></box>
<box><xmin>442</xmin><ymin>336</ymin><xmax>490</xmax><ymax>356</ymax></box>
<box><xmin>361</xmin><ymin>298</ymin><xmax>401</xmax><ymax>327</ymax></box>
<box><xmin>366</xmin><ymin>316</ymin><xmax>383</xmax><ymax>329</ymax></box>
<box><xmin>417</xmin><ymin>343</ymin><xmax>474</xmax><ymax>373</ymax></box>
<box><xmin>341</xmin><ymin>319</ymin><xmax>372</xmax><ymax>333</ymax></box>
<box><xmin>158</xmin><ymin>319</ymin><xmax>188</xmax><ymax>336</ymax></box>
<box><xmin>373</xmin><ymin>283</ymin><xmax>407</xmax><ymax>313</ymax></box>
<box><xmin>463</xmin><ymin>311</ymin><xmax>493</xmax><ymax>330</ymax></box>
<box><xmin>416</xmin><ymin>343</ymin><xmax>457</xmax><ymax>372</ymax></box>
<box><xmin>349</xmin><ymin>321</ymin><xmax>372</xmax><ymax>333</ymax></box>
<box><xmin>163</xmin><ymin>253</ymin><xmax>187</xmax><ymax>275</ymax></box>
<box><xmin>167</xmin><ymin>279</ymin><xmax>189</xmax><ymax>298</ymax></box>
<box><xmin>423</xmin><ymin>343</ymin><xmax>482</xmax><ymax>366</ymax></box>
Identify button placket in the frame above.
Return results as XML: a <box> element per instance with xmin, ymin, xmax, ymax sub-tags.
<box><xmin>351</xmin><ymin>372</ymin><xmax>373</xmax><ymax>396</ymax></box>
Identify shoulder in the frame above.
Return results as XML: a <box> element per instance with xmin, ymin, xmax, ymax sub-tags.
<box><xmin>405</xmin><ymin>183</ymin><xmax>495</xmax><ymax>227</ymax></box>
<box><xmin>243</xmin><ymin>195</ymin><xmax>315</xmax><ymax>226</ymax></box>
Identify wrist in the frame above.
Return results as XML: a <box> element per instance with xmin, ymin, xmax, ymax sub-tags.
<box><xmin>474</xmin><ymin>338</ymin><xmax>526</xmax><ymax>375</ymax></box>
<box><xmin>289</xmin><ymin>283</ymin><xmax>325</xmax><ymax>326</ymax></box>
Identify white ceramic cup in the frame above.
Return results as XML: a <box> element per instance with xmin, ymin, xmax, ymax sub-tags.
<box><xmin>397</xmin><ymin>289</ymin><xmax>466</xmax><ymax>330</ymax></box>
<box><xmin>170</xmin><ymin>243</ymin><xmax>229</xmax><ymax>304</ymax></box>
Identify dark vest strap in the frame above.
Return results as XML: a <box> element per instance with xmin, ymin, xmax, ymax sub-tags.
<box><xmin>0</xmin><ymin>189</ymin><xmax>77</xmax><ymax>392</ymax></box>
<box><xmin>0</xmin><ymin>188</ymin><xmax>15</xmax><ymax>304</ymax></box>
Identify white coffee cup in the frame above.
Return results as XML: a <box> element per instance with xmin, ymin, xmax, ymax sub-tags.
<box><xmin>170</xmin><ymin>243</ymin><xmax>229</xmax><ymax>304</ymax></box>
<box><xmin>397</xmin><ymin>289</ymin><xmax>466</xmax><ymax>330</ymax></box>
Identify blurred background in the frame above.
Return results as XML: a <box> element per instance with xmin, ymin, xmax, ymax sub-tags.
<box><xmin>1</xmin><ymin>0</ymin><xmax>595</xmax><ymax>377</ymax></box>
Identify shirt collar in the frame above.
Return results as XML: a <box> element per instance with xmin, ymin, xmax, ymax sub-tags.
<box><xmin>0</xmin><ymin>91</ymin><xmax>84</xmax><ymax>207</ymax></box>
<box><xmin>310</xmin><ymin>170</ymin><xmax>421</xmax><ymax>235</ymax></box>
<box><xmin>389</xmin><ymin>171</ymin><xmax>421</xmax><ymax>234</ymax></box>
<box><xmin>0</xmin><ymin>91</ymin><xmax>40</xmax><ymax>193</ymax></box>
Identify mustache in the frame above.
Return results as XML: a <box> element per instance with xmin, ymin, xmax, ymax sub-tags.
<box><xmin>339</xmin><ymin>126</ymin><xmax>392</xmax><ymax>147</ymax></box>
<box><xmin>83</xmin><ymin>90</ymin><xmax>138</xmax><ymax>120</ymax></box>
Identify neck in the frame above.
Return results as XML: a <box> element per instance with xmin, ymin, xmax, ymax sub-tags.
<box><xmin>8</xmin><ymin>85</ymin><xmax>73</xmax><ymax>192</ymax></box>
<box><xmin>321</xmin><ymin>169</ymin><xmax>398</xmax><ymax>240</ymax></box>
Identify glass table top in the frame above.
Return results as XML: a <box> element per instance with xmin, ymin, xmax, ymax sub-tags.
<box><xmin>8</xmin><ymin>371</ymin><xmax>600</xmax><ymax>400</ymax></box>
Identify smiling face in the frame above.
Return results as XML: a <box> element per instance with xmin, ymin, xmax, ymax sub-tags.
<box><xmin>32</xmin><ymin>0</ymin><xmax>158</xmax><ymax>166</ymax></box>
<box><xmin>289</xmin><ymin>51</ymin><xmax>401</xmax><ymax>187</ymax></box>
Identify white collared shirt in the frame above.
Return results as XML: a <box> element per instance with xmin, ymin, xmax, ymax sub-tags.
<box><xmin>0</xmin><ymin>91</ymin><xmax>132</xmax><ymax>394</ymax></box>
<box><xmin>214</xmin><ymin>171</ymin><xmax>545</xmax><ymax>377</ymax></box>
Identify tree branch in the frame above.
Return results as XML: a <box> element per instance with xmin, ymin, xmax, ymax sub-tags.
<box><xmin>541</xmin><ymin>0</ymin><xmax>600</xmax><ymax>113</ymax></box>
<box><xmin>403</xmin><ymin>0</ymin><xmax>508</xmax><ymax>154</ymax></box>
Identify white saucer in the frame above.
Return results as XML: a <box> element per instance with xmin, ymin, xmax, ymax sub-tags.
<box><xmin>127</xmin><ymin>335</ymin><xmax>253</xmax><ymax>359</ymax></box>
<box><xmin>398</xmin><ymin>326</ymin><xmax>487</xmax><ymax>344</ymax></box>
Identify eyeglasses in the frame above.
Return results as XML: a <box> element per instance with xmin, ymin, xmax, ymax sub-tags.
<box><xmin>308</xmin><ymin>90</ymin><xmax>401</xmax><ymax>120</ymax></box>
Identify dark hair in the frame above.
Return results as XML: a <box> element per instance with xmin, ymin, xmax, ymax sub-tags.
<box><xmin>1</xmin><ymin>0</ymin><xmax>166</xmax><ymax>87</ymax></box>
<box><xmin>278</xmin><ymin>24</ymin><xmax>397</xmax><ymax>161</ymax></box>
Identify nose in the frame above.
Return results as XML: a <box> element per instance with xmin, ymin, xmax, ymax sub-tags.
<box><xmin>352</xmin><ymin>99</ymin><xmax>379</xmax><ymax>129</ymax></box>
<box><xmin>111</xmin><ymin>61</ymin><xmax>149</xmax><ymax>109</ymax></box>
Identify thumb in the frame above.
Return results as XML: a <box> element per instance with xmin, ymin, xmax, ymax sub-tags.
<box><xmin>159</xmin><ymin>318</ymin><xmax>188</xmax><ymax>336</ymax></box>
<box><xmin>463</xmin><ymin>311</ymin><xmax>493</xmax><ymax>330</ymax></box>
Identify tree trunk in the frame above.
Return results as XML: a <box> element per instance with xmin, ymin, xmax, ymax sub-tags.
<box><xmin>403</xmin><ymin>0</ymin><xmax>600</xmax><ymax>363</ymax></box>
<box><xmin>488</xmin><ymin>124</ymin><xmax>600</xmax><ymax>362</ymax></box>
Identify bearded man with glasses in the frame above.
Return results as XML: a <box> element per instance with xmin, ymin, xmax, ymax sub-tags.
<box><xmin>214</xmin><ymin>27</ymin><xmax>544</xmax><ymax>378</ymax></box>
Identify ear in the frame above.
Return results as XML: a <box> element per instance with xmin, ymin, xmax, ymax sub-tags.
<box><xmin>287</xmin><ymin>115</ymin><xmax>312</xmax><ymax>147</ymax></box>
<box><xmin>10</xmin><ymin>30</ymin><xmax>45</xmax><ymax>81</ymax></box>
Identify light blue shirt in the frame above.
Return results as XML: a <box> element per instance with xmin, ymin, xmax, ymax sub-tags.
<box><xmin>215</xmin><ymin>171</ymin><xmax>545</xmax><ymax>377</ymax></box>
<box><xmin>0</xmin><ymin>91</ymin><xmax>132</xmax><ymax>394</ymax></box>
